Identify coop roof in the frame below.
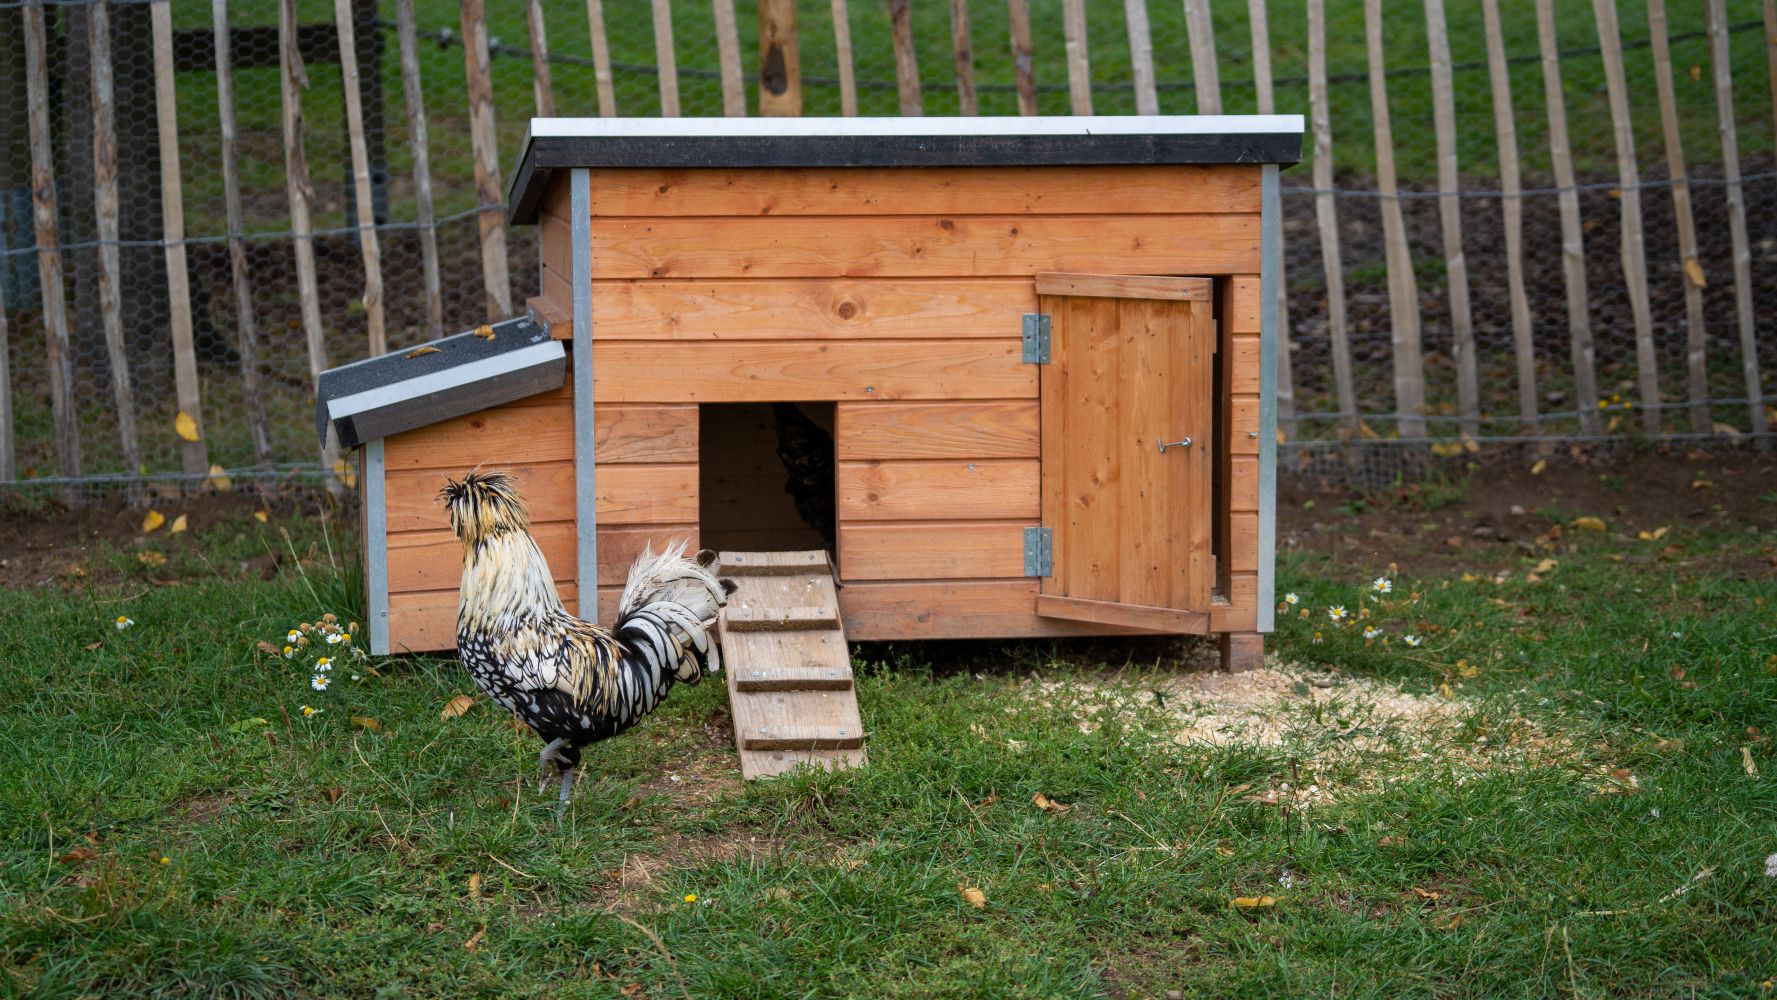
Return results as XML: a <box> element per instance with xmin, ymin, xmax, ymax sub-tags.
<box><xmin>314</xmin><ymin>314</ymin><xmax>566</xmax><ymax>450</ymax></box>
<box><xmin>507</xmin><ymin>114</ymin><xmax>1305</xmax><ymax>224</ymax></box>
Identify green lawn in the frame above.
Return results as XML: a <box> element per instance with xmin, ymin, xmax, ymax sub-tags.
<box><xmin>1</xmin><ymin>489</ymin><xmax>1773</xmax><ymax>996</ymax></box>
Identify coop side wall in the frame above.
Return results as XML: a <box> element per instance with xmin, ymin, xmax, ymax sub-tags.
<box><xmin>534</xmin><ymin>164</ymin><xmax>1263</xmax><ymax>642</ymax></box>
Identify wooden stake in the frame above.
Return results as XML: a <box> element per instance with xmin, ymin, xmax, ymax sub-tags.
<box><xmin>1183</xmin><ymin>0</ymin><xmax>1220</xmax><ymax>115</ymax></box>
<box><xmin>1423</xmin><ymin>0</ymin><xmax>1478</xmax><ymax>440</ymax></box>
<box><xmin>23</xmin><ymin>1</ymin><xmax>78</xmax><ymax>490</ymax></box>
<box><xmin>1060</xmin><ymin>0</ymin><xmax>1091</xmax><ymax>116</ymax></box>
<box><xmin>1249</xmin><ymin>0</ymin><xmax>1292</xmax><ymax>439</ymax></box>
<box><xmin>1365</xmin><ymin>0</ymin><xmax>1425</xmax><ymax>441</ymax></box>
<box><xmin>1480</xmin><ymin>0</ymin><xmax>1538</xmax><ymax>433</ymax></box>
<box><xmin>212</xmin><ymin>0</ymin><xmax>273</xmax><ymax>470</ymax></box>
<box><xmin>830</xmin><ymin>0</ymin><xmax>857</xmax><ymax>116</ymax></box>
<box><xmin>459</xmin><ymin>0</ymin><xmax>511</xmax><ymax>320</ymax></box>
<box><xmin>0</xmin><ymin>245</ymin><xmax>11</xmax><ymax>482</ymax></box>
<box><xmin>760</xmin><ymin>0</ymin><xmax>802</xmax><ymax>117</ymax></box>
<box><xmin>890</xmin><ymin>0</ymin><xmax>923</xmax><ymax>116</ymax></box>
<box><xmin>1007</xmin><ymin>0</ymin><xmax>1038</xmax><ymax>116</ymax></box>
<box><xmin>1124</xmin><ymin>0</ymin><xmax>1158</xmax><ymax>116</ymax></box>
<box><xmin>89</xmin><ymin>1</ymin><xmax>142</xmax><ymax>487</ymax></box>
<box><xmin>335</xmin><ymin>0</ymin><xmax>386</xmax><ymax>357</ymax></box>
<box><xmin>394</xmin><ymin>0</ymin><xmax>442</xmax><ymax>338</ymax></box>
<box><xmin>650</xmin><ymin>0</ymin><xmax>680</xmax><ymax>117</ymax></box>
<box><xmin>1767</xmin><ymin>0</ymin><xmax>1777</xmax><ymax>162</ymax></box>
<box><xmin>713</xmin><ymin>0</ymin><xmax>747</xmax><ymax>116</ymax></box>
<box><xmin>585</xmin><ymin>0</ymin><xmax>616</xmax><ymax>117</ymax></box>
<box><xmin>524</xmin><ymin>0</ymin><xmax>555</xmax><ymax>117</ymax></box>
<box><xmin>1308</xmin><ymin>0</ymin><xmax>1355</xmax><ymax>434</ymax></box>
<box><xmin>1706</xmin><ymin>0</ymin><xmax>1769</xmax><ymax>439</ymax></box>
<box><xmin>1646</xmin><ymin>0</ymin><xmax>1710</xmax><ymax>433</ymax></box>
<box><xmin>1535</xmin><ymin>0</ymin><xmax>1600</xmax><ymax>434</ymax></box>
<box><xmin>151</xmin><ymin>0</ymin><xmax>206</xmax><ymax>477</ymax></box>
<box><xmin>281</xmin><ymin>0</ymin><xmax>339</xmax><ymax>490</ymax></box>
<box><xmin>950</xmin><ymin>0</ymin><xmax>978</xmax><ymax>116</ymax></box>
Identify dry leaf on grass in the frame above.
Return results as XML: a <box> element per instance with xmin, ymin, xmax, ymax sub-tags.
<box><xmin>1572</xmin><ymin>516</ymin><xmax>1607</xmax><ymax>533</ymax></box>
<box><xmin>468</xmin><ymin>873</ymin><xmax>484</xmax><ymax>900</ymax></box>
<box><xmin>1638</xmin><ymin>526</ymin><xmax>1670</xmax><ymax>542</ymax></box>
<box><xmin>958</xmin><ymin>883</ymin><xmax>987</xmax><ymax>909</ymax></box>
<box><xmin>169</xmin><ymin>514</ymin><xmax>188</xmax><ymax>535</ymax></box>
<box><xmin>463</xmin><ymin>927</ymin><xmax>485</xmax><ymax>951</ymax></box>
<box><xmin>440</xmin><ymin>694</ymin><xmax>476</xmax><ymax>720</ymax></box>
<box><xmin>406</xmin><ymin>345</ymin><xmax>440</xmax><ymax>358</ymax></box>
<box><xmin>1379</xmin><ymin>835</ymin><xmax>1407</xmax><ymax>847</ymax></box>
<box><xmin>58</xmin><ymin>846</ymin><xmax>98</xmax><ymax>865</ymax></box>
<box><xmin>351</xmin><ymin>716</ymin><xmax>382</xmax><ymax>731</ymax></box>
<box><xmin>1031</xmin><ymin>792</ymin><xmax>1071</xmax><ymax>814</ymax></box>
<box><xmin>1412</xmin><ymin>887</ymin><xmax>1441</xmax><ymax>900</ymax></box>
<box><xmin>1743</xmin><ymin>747</ymin><xmax>1759</xmax><ymax>778</ymax></box>
<box><xmin>174</xmin><ymin>411</ymin><xmax>200</xmax><ymax>442</ymax></box>
<box><xmin>253</xmin><ymin>511</ymin><xmax>268</xmax><ymax>524</ymax></box>
<box><xmin>255</xmin><ymin>641</ymin><xmax>280</xmax><ymax>656</ymax></box>
<box><xmin>1530</xmin><ymin>459</ymin><xmax>1548</xmax><ymax>476</ymax></box>
<box><xmin>141</xmin><ymin>510</ymin><xmax>166</xmax><ymax>533</ymax></box>
<box><xmin>137</xmin><ymin>551</ymin><xmax>167</xmax><ymax>568</ymax></box>
<box><xmin>1231</xmin><ymin>895</ymin><xmax>1277</xmax><ymax>908</ymax></box>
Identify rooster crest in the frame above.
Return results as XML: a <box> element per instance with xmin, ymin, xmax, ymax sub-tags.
<box><xmin>438</xmin><ymin>468</ymin><xmax>530</xmax><ymax>546</ymax></box>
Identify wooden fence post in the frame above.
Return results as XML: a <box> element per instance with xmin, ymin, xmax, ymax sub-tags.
<box><xmin>525</xmin><ymin>0</ymin><xmax>556</xmax><ymax>118</ymax></box>
<box><xmin>1007</xmin><ymin>0</ymin><xmax>1038</xmax><ymax>116</ymax></box>
<box><xmin>459</xmin><ymin>0</ymin><xmax>512</xmax><ymax>320</ymax></box>
<box><xmin>1646</xmin><ymin>0</ymin><xmax>1709</xmax><ymax>433</ymax></box>
<box><xmin>1592</xmin><ymin>0</ymin><xmax>1659</xmax><ymax>435</ymax></box>
<box><xmin>151</xmin><ymin>0</ymin><xmax>206</xmax><ymax>478</ymax></box>
<box><xmin>1060</xmin><ymin>0</ymin><xmax>1091</xmax><ymax>116</ymax></box>
<box><xmin>1125</xmin><ymin>0</ymin><xmax>1158</xmax><ymax>116</ymax></box>
<box><xmin>395</xmin><ymin>0</ymin><xmax>442</xmax><ymax>338</ymax></box>
<box><xmin>890</xmin><ymin>0</ymin><xmax>924</xmax><ymax>115</ymax></box>
<box><xmin>651</xmin><ymin>0</ymin><xmax>680</xmax><ymax>116</ymax></box>
<box><xmin>336</xmin><ymin>0</ymin><xmax>387</xmax><ymax>358</ymax></box>
<box><xmin>212</xmin><ymin>0</ymin><xmax>273</xmax><ymax>471</ymax></box>
<box><xmin>1706</xmin><ymin>0</ymin><xmax>1769</xmax><ymax>440</ymax></box>
<box><xmin>1183</xmin><ymin>0</ymin><xmax>1220</xmax><ymax>115</ymax></box>
<box><xmin>280</xmin><ymin>0</ymin><xmax>339</xmax><ymax>491</ymax></box>
<box><xmin>760</xmin><ymin>0</ymin><xmax>802</xmax><ymax>117</ymax></box>
<box><xmin>585</xmin><ymin>0</ymin><xmax>617</xmax><ymax>117</ymax></box>
<box><xmin>1424</xmin><ymin>0</ymin><xmax>1478</xmax><ymax>440</ymax></box>
<box><xmin>950</xmin><ymin>0</ymin><xmax>978</xmax><ymax>115</ymax></box>
<box><xmin>830</xmin><ymin>0</ymin><xmax>857</xmax><ymax>116</ymax></box>
<box><xmin>1765</xmin><ymin>0</ymin><xmax>1777</xmax><ymax>156</ymax></box>
<box><xmin>89</xmin><ymin>1</ymin><xmax>143</xmax><ymax>489</ymax></box>
<box><xmin>1535</xmin><ymin>0</ymin><xmax>1600</xmax><ymax>434</ymax></box>
<box><xmin>1307</xmin><ymin>0</ymin><xmax>1356</xmax><ymax>435</ymax></box>
<box><xmin>1365</xmin><ymin>0</ymin><xmax>1426</xmax><ymax>441</ymax></box>
<box><xmin>1480</xmin><ymin>0</ymin><xmax>1538</xmax><ymax>433</ymax></box>
<box><xmin>1249</xmin><ymin>0</ymin><xmax>1293</xmax><ymax>440</ymax></box>
<box><xmin>22</xmin><ymin>0</ymin><xmax>79</xmax><ymax>491</ymax></box>
<box><xmin>713</xmin><ymin>0</ymin><xmax>747</xmax><ymax>116</ymax></box>
<box><xmin>0</xmin><ymin>256</ymin><xmax>11</xmax><ymax>482</ymax></box>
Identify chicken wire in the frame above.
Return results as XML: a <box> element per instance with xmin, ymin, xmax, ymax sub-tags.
<box><xmin>0</xmin><ymin>0</ymin><xmax>1772</xmax><ymax>501</ymax></box>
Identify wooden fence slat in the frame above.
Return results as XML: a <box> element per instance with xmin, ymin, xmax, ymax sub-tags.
<box><xmin>1060</xmin><ymin>0</ymin><xmax>1092</xmax><ymax>115</ymax></box>
<box><xmin>1423</xmin><ymin>0</ymin><xmax>1478</xmax><ymax>440</ymax></box>
<box><xmin>459</xmin><ymin>0</ymin><xmax>512</xmax><ymax>320</ymax></box>
<box><xmin>281</xmin><ymin>0</ymin><xmax>339</xmax><ymax>490</ymax></box>
<box><xmin>335</xmin><ymin>0</ymin><xmax>387</xmax><ymax>358</ymax></box>
<box><xmin>23</xmin><ymin>1</ymin><xmax>78</xmax><ymax>487</ymax></box>
<box><xmin>1766</xmin><ymin>0</ymin><xmax>1777</xmax><ymax>161</ymax></box>
<box><xmin>1124</xmin><ymin>0</ymin><xmax>1158</xmax><ymax>116</ymax></box>
<box><xmin>585</xmin><ymin>0</ymin><xmax>617</xmax><ymax>116</ymax></box>
<box><xmin>0</xmin><ymin>245</ymin><xmax>10</xmax><ymax>481</ymax></box>
<box><xmin>212</xmin><ymin>0</ymin><xmax>273</xmax><ymax>469</ymax></box>
<box><xmin>1248</xmin><ymin>0</ymin><xmax>1292</xmax><ymax>438</ymax></box>
<box><xmin>524</xmin><ymin>0</ymin><xmax>556</xmax><ymax>117</ymax></box>
<box><xmin>950</xmin><ymin>0</ymin><xmax>978</xmax><ymax>115</ymax></box>
<box><xmin>1592</xmin><ymin>0</ymin><xmax>1659</xmax><ymax>435</ymax></box>
<box><xmin>89</xmin><ymin>1</ymin><xmax>142</xmax><ymax>489</ymax></box>
<box><xmin>1647</xmin><ymin>0</ymin><xmax>1710</xmax><ymax>433</ymax></box>
<box><xmin>1365</xmin><ymin>0</ymin><xmax>1426</xmax><ymax>441</ymax></box>
<box><xmin>1535</xmin><ymin>0</ymin><xmax>1601</xmax><ymax>434</ymax></box>
<box><xmin>150</xmin><ymin>0</ymin><xmax>206</xmax><ymax>477</ymax></box>
<box><xmin>760</xmin><ymin>0</ymin><xmax>802</xmax><ymax>117</ymax></box>
<box><xmin>830</xmin><ymin>0</ymin><xmax>857</xmax><ymax>116</ymax></box>
<box><xmin>1307</xmin><ymin>0</ymin><xmax>1354</xmax><ymax>434</ymax></box>
<box><xmin>1008</xmin><ymin>0</ymin><xmax>1038</xmax><ymax>116</ymax></box>
<box><xmin>1183</xmin><ymin>0</ymin><xmax>1220</xmax><ymax>115</ymax></box>
<box><xmin>713</xmin><ymin>0</ymin><xmax>746</xmax><ymax>116</ymax></box>
<box><xmin>650</xmin><ymin>0</ymin><xmax>680</xmax><ymax>117</ymax></box>
<box><xmin>890</xmin><ymin>0</ymin><xmax>924</xmax><ymax>115</ymax></box>
<box><xmin>1707</xmin><ymin>0</ymin><xmax>1769</xmax><ymax>439</ymax></box>
<box><xmin>395</xmin><ymin>0</ymin><xmax>442</xmax><ymax>338</ymax></box>
<box><xmin>1481</xmin><ymin>0</ymin><xmax>1539</xmax><ymax>432</ymax></box>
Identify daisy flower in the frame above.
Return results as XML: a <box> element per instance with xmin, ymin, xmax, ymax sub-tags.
<box><xmin>282</xmin><ymin>645</ymin><xmax>295</xmax><ymax>659</ymax></box>
<box><xmin>1284</xmin><ymin>593</ymin><xmax>1300</xmax><ymax>606</ymax></box>
<box><xmin>1403</xmin><ymin>634</ymin><xmax>1423</xmax><ymax>647</ymax></box>
<box><xmin>287</xmin><ymin>629</ymin><xmax>301</xmax><ymax>644</ymax></box>
<box><xmin>1312</xmin><ymin>631</ymin><xmax>1324</xmax><ymax>645</ymax></box>
<box><xmin>311</xmin><ymin>674</ymin><xmax>331</xmax><ymax>691</ymax></box>
<box><xmin>115</xmin><ymin>616</ymin><xmax>135</xmax><ymax>630</ymax></box>
<box><xmin>325</xmin><ymin>631</ymin><xmax>345</xmax><ymax>645</ymax></box>
<box><xmin>1371</xmin><ymin>576</ymin><xmax>1393</xmax><ymax>595</ymax></box>
<box><xmin>683</xmin><ymin>893</ymin><xmax>698</xmax><ymax>904</ymax></box>
<box><xmin>315</xmin><ymin>657</ymin><xmax>332</xmax><ymax>672</ymax></box>
<box><xmin>1328</xmin><ymin>605</ymin><xmax>1348</xmax><ymax>624</ymax></box>
<box><xmin>300</xmin><ymin>704</ymin><xmax>323</xmax><ymax>717</ymax></box>
<box><xmin>1363</xmin><ymin>625</ymin><xmax>1381</xmax><ymax>640</ymax></box>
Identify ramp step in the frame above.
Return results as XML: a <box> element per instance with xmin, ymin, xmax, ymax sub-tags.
<box><xmin>725</xmin><ymin>605</ymin><xmax>840</xmax><ymax>631</ymax></box>
<box><xmin>719</xmin><ymin>550</ymin><xmax>830</xmax><ymax>576</ymax></box>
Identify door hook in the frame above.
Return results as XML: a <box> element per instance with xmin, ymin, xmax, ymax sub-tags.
<box><xmin>1157</xmin><ymin>436</ymin><xmax>1193</xmax><ymax>453</ymax></box>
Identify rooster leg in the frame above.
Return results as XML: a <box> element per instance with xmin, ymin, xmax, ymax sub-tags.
<box><xmin>537</xmin><ymin>737</ymin><xmax>573</xmax><ymax>793</ymax></box>
<box><xmin>554</xmin><ymin>767</ymin><xmax>578</xmax><ymax>819</ymax></box>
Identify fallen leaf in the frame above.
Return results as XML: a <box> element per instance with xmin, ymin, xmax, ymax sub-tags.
<box><xmin>1691</xmin><ymin>478</ymin><xmax>1713</xmax><ymax>490</ymax></box>
<box><xmin>1379</xmin><ymin>835</ymin><xmax>1407</xmax><ymax>847</ymax></box>
<box><xmin>469</xmin><ymin>873</ymin><xmax>484</xmax><ymax>899</ymax></box>
<box><xmin>58</xmin><ymin>845</ymin><xmax>98</xmax><ymax>865</ymax></box>
<box><xmin>174</xmin><ymin>411</ymin><xmax>200</xmax><ymax>442</ymax></box>
<box><xmin>255</xmin><ymin>640</ymin><xmax>280</xmax><ymax>655</ymax></box>
<box><xmin>1572</xmin><ymin>516</ymin><xmax>1607</xmax><ymax>533</ymax></box>
<box><xmin>141</xmin><ymin>510</ymin><xmax>166</xmax><ymax>533</ymax></box>
<box><xmin>1444</xmin><ymin>535</ymin><xmax>1465</xmax><ymax>550</ymax></box>
<box><xmin>1412</xmin><ymin>887</ymin><xmax>1441</xmax><ymax>900</ymax></box>
<box><xmin>1684</xmin><ymin>257</ymin><xmax>1707</xmax><ymax>287</ymax></box>
<box><xmin>169</xmin><ymin>514</ymin><xmax>188</xmax><ymax>535</ymax></box>
<box><xmin>351</xmin><ymin>716</ymin><xmax>382</xmax><ymax>731</ymax></box>
<box><xmin>406</xmin><ymin>345</ymin><xmax>441</xmax><ymax>358</ymax></box>
<box><xmin>473</xmin><ymin>324</ymin><xmax>496</xmax><ymax>340</ymax></box>
<box><xmin>253</xmin><ymin>511</ymin><xmax>269</xmax><ymax>523</ymax></box>
<box><xmin>1358</xmin><ymin>421</ymin><xmax>1380</xmax><ymax>441</ymax></box>
<box><xmin>1638</xmin><ymin>526</ymin><xmax>1670</xmax><ymax>542</ymax></box>
<box><xmin>1688</xmin><ymin>63</ymin><xmax>1701</xmax><ymax>81</ymax></box>
<box><xmin>1530</xmin><ymin>459</ymin><xmax>1548</xmax><ymax>476</ymax></box>
<box><xmin>958</xmin><ymin>883</ymin><xmax>987</xmax><ymax>909</ymax></box>
<box><xmin>225</xmin><ymin>717</ymin><xmax>270</xmax><ymax>733</ymax></box>
<box><xmin>1436</xmin><ymin>913</ymin><xmax>1467</xmax><ymax>930</ymax></box>
<box><xmin>440</xmin><ymin>694</ymin><xmax>476</xmax><ymax>720</ymax></box>
<box><xmin>84</xmin><ymin>640</ymin><xmax>103</xmax><ymax>651</ymax></box>
<box><xmin>463</xmin><ymin>927</ymin><xmax>485</xmax><ymax>951</ymax></box>
<box><xmin>1231</xmin><ymin>895</ymin><xmax>1277</xmax><ymax>908</ymax></box>
<box><xmin>1744</xmin><ymin>747</ymin><xmax>1759</xmax><ymax>778</ymax></box>
<box><xmin>136</xmin><ymin>551</ymin><xmax>167</xmax><ymax>568</ymax></box>
<box><xmin>1533</xmin><ymin>558</ymin><xmax>1559</xmax><ymax>574</ymax></box>
<box><xmin>322</xmin><ymin>787</ymin><xmax>343</xmax><ymax>804</ymax></box>
<box><xmin>1216</xmin><ymin>845</ymin><xmax>1236</xmax><ymax>858</ymax></box>
<box><xmin>619</xmin><ymin>984</ymin><xmax>641</xmax><ymax>997</ymax></box>
<box><xmin>1031</xmin><ymin>792</ymin><xmax>1071</xmax><ymax>814</ymax></box>
<box><xmin>766</xmin><ymin>886</ymin><xmax>793</xmax><ymax>901</ymax></box>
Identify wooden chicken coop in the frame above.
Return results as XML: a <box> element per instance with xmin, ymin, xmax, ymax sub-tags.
<box><xmin>320</xmin><ymin>116</ymin><xmax>1301</xmax><ymax>681</ymax></box>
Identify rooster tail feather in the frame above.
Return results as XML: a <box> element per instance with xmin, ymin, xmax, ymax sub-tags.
<box><xmin>614</xmin><ymin>541</ymin><xmax>735</xmax><ymax>683</ymax></box>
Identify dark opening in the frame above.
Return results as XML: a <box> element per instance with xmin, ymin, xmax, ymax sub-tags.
<box><xmin>698</xmin><ymin>402</ymin><xmax>837</xmax><ymax>558</ymax></box>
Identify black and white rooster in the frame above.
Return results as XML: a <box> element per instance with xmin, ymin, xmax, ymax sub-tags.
<box><xmin>439</xmin><ymin>470</ymin><xmax>735</xmax><ymax>814</ymax></box>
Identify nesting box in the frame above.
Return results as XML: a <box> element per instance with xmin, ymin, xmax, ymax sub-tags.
<box><xmin>325</xmin><ymin>116</ymin><xmax>1302</xmax><ymax>671</ymax></box>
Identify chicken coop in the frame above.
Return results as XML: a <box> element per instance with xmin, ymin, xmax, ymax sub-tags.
<box><xmin>320</xmin><ymin>116</ymin><xmax>1302</xmax><ymax>680</ymax></box>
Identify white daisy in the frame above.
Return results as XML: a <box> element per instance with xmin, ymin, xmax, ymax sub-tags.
<box><xmin>1328</xmin><ymin>606</ymin><xmax>1348</xmax><ymax>624</ymax></box>
<box><xmin>282</xmin><ymin>645</ymin><xmax>295</xmax><ymax>659</ymax></box>
<box><xmin>325</xmin><ymin>632</ymin><xmax>345</xmax><ymax>645</ymax></box>
<box><xmin>1371</xmin><ymin>576</ymin><xmax>1393</xmax><ymax>595</ymax></box>
<box><xmin>311</xmin><ymin>674</ymin><xmax>331</xmax><ymax>691</ymax></box>
<box><xmin>1363</xmin><ymin>625</ymin><xmax>1381</xmax><ymax>640</ymax></box>
<box><xmin>1284</xmin><ymin>593</ymin><xmax>1300</xmax><ymax>606</ymax></box>
<box><xmin>300</xmin><ymin>704</ymin><xmax>323</xmax><ymax>717</ymax></box>
<box><xmin>287</xmin><ymin>629</ymin><xmax>301</xmax><ymax>644</ymax></box>
<box><xmin>1403</xmin><ymin>634</ymin><xmax>1423</xmax><ymax>647</ymax></box>
<box><xmin>315</xmin><ymin>657</ymin><xmax>332</xmax><ymax>672</ymax></box>
<box><xmin>114</xmin><ymin>616</ymin><xmax>134</xmax><ymax>631</ymax></box>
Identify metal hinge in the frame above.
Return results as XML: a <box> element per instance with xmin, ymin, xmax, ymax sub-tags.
<box><xmin>1021</xmin><ymin>313</ymin><xmax>1050</xmax><ymax>364</ymax></box>
<box><xmin>1024</xmin><ymin>526</ymin><xmax>1052</xmax><ymax>577</ymax></box>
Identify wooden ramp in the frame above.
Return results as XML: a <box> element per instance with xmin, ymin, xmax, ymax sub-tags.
<box><xmin>718</xmin><ymin>551</ymin><xmax>866</xmax><ymax>780</ymax></box>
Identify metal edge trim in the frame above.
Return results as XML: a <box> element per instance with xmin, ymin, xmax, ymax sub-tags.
<box><xmin>325</xmin><ymin>341</ymin><xmax>565</xmax><ymax>421</ymax></box>
<box><xmin>571</xmin><ymin>167</ymin><xmax>597</xmax><ymax>623</ymax></box>
<box><xmin>365</xmin><ymin>438</ymin><xmax>391</xmax><ymax>656</ymax></box>
<box><xmin>1257</xmin><ymin>163</ymin><xmax>1281</xmax><ymax>634</ymax></box>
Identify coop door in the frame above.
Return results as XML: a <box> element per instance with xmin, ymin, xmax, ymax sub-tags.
<box><xmin>1034</xmin><ymin>274</ymin><xmax>1215</xmax><ymax>632</ymax></box>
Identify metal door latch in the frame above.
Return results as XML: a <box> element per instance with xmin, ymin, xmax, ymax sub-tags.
<box><xmin>1157</xmin><ymin>437</ymin><xmax>1193</xmax><ymax>452</ymax></box>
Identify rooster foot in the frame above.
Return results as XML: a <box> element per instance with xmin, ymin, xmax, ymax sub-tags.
<box><xmin>554</xmin><ymin>767</ymin><xmax>578</xmax><ymax>821</ymax></box>
<box><xmin>537</xmin><ymin>738</ymin><xmax>574</xmax><ymax>793</ymax></box>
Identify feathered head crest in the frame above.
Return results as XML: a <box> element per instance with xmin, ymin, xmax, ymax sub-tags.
<box><xmin>439</xmin><ymin>468</ymin><xmax>529</xmax><ymax>543</ymax></box>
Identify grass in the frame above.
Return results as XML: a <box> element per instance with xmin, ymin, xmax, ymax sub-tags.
<box><xmin>1</xmin><ymin>501</ymin><xmax>1774</xmax><ymax>996</ymax></box>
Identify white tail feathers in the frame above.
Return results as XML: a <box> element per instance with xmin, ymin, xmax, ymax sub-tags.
<box><xmin>615</xmin><ymin>541</ymin><xmax>735</xmax><ymax>680</ymax></box>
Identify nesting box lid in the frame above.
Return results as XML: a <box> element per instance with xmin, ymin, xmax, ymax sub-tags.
<box><xmin>506</xmin><ymin>115</ymin><xmax>1304</xmax><ymax>224</ymax></box>
<box><xmin>314</xmin><ymin>313</ymin><xmax>565</xmax><ymax>450</ymax></box>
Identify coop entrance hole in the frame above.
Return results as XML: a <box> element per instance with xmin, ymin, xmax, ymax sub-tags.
<box><xmin>698</xmin><ymin>402</ymin><xmax>837</xmax><ymax>557</ymax></box>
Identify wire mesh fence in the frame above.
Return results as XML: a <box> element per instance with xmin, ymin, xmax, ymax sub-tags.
<box><xmin>0</xmin><ymin>0</ymin><xmax>1772</xmax><ymax>502</ymax></box>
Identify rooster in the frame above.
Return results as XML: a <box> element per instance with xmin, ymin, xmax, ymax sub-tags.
<box><xmin>439</xmin><ymin>470</ymin><xmax>735</xmax><ymax>814</ymax></box>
